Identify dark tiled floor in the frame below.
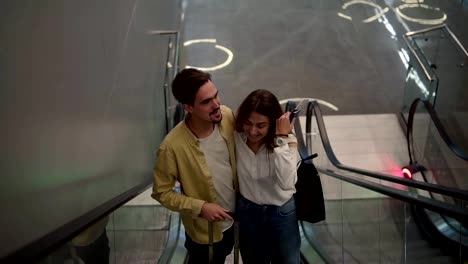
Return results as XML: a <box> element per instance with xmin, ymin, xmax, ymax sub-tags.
<box><xmin>183</xmin><ymin>0</ymin><xmax>468</xmax><ymax>115</ymax></box>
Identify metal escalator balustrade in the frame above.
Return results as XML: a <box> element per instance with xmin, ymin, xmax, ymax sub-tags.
<box><xmin>403</xmin><ymin>98</ymin><xmax>468</xmax><ymax>261</ymax></box>
<box><xmin>299</xmin><ymin>100</ymin><xmax>468</xmax><ymax>201</ymax></box>
<box><xmin>399</xmin><ymin>24</ymin><xmax>468</xmax><ymax>261</ymax></box>
<box><xmin>287</xmin><ymin>98</ymin><xmax>468</xmax><ymax>263</ymax></box>
<box><xmin>401</xmin><ymin>24</ymin><xmax>468</xmax><ymax>157</ymax></box>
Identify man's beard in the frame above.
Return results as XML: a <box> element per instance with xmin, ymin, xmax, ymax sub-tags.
<box><xmin>210</xmin><ymin>108</ymin><xmax>222</xmax><ymax>124</ymax></box>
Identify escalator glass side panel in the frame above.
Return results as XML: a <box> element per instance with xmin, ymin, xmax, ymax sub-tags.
<box><xmin>303</xmin><ymin>115</ymin><xmax>417</xmax><ymax>263</ymax></box>
<box><xmin>299</xmin><ymin>222</ymin><xmax>327</xmax><ymax>264</ymax></box>
<box><xmin>413</xmin><ymin>29</ymin><xmax>468</xmax><ymax>156</ymax></box>
<box><xmin>307</xmin><ymin>166</ymin><xmax>465</xmax><ymax>263</ymax></box>
<box><xmin>36</xmin><ymin>191</ymin><xmax>171</xmax><ymax>264</ymax></box>
<box><xmin>401</xmin><ymin>47</ymin><xmax>439</xmax><ymax>122</ymax></box>
<box><xmin>411</xmin><ymin>102</ymin><xmax>468</xmax><ymax>191</ymax></box>
<box><xmin>109</xmin><ymin>203</ymin><xmax>171</xmax><ymax>264</ymax></box>
<box><xmin>301</xmin><ymin>169</ymin><xmax>457</xmax><ymax>263</ymax></box>
<box><xmin>305</xmin><ymin>101</ymin><xmax>467</xmax><ymax>263</ymax></box>
<box><xmin>404</xmin><ymin>26</ymin><xmax>468</xmax><ymax>154</ymax></box>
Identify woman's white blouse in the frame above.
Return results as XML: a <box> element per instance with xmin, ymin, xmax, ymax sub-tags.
<box><xmin>235</xmin><ymin>132</ymin><xmax>298</xmax><ymax>206</ymax></box>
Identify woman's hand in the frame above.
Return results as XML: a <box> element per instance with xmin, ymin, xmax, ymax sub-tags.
<box><xmin>276</xmin><ymin>112</ymin><xmax>294</xmax><ymax>136</ymax></box>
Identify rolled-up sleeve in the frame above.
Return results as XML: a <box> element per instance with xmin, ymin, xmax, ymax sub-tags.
<box><xmin>273</xmin><ymin>136</ymin><xmax>298</xmax><ymax>191</ymax></box>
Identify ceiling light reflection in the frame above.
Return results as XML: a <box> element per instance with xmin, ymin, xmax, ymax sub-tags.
<box><xmin>184</xmin><ymin>38</ymin><xmax>216</xmax><ymax>46</ymax></box>
<box><xmin>278</xmin><ymin>98</ymin><xmax>339</xmax><ymax>112</ymax></box>
<box><xmin>339</xmin><ymin>0</ymin><xmax>389</xmax><ymax>23</ymax></box>
<box><xmin>363</xmin><ymin>7</ymin><xmax>389</xmax><ymax>23</ymax></box>
<box><xmin>401</xmin><ymin>0</ymin><xmax>424</xmax><ymax>3</ymax></box>
<box><xmin>407</xmin><ymin>70</ymin><xmax>430</xmax><ymax>98</ymax></box>
<box><xmin>401</xmin><ymin>48</ymin><xmax>410</xmax><ymax>62</ymax></box>
<box><xmin>183</xmin><ymin>39</ymin><xmax>234</xmax><ymax>71</ymax></box>
<box><xmin>398</xmin><ymin>49</ymin><xmax>409</xmax><ymax>69</ymax></box>
<box><xmin>396</xmin><ymin>4</ymin><xmax>447</xmax><ymax>25</ymax></box>
<box><xmin>376</xmin><ymin>9</ymin><xmax>397</xmax><ymax>38</ymax></box>
<box><xmin>337</xmin><ymin>13</ymin><xmax>352</xmax><ymax>21</ymax></box>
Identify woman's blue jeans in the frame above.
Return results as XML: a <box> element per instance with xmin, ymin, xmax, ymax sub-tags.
<box><xmin>237</xmin><ymin>196</ymin><xmax>301</xmax><ymax>264</ymax></box>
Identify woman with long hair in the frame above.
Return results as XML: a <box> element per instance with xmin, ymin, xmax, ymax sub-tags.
<box><xmin>235</xmin><ymin>89</ymin><xmax>300</xmax><ymax>264</ymax></box>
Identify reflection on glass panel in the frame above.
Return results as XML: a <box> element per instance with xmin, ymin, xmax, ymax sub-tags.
<box><xmin>109</xmin><ymin>203</ymin><xmax>170</xmax><ymax>264</ymax></box>
<box><xmin>411</xmin><ymin>102</ymin><xmax>468</xmax><ymax>190</ymax></box>
<box><xmin>38</xmin><ymin>216</ymin><xmax>111</xmax><ymax>264</ymax></box>
<box><xmin>401</xmin><ymin>53</ymin><xmax>438</xmax><ymax>122</ymax></box>
<box><xmin>305</xmin><ymin>104</ymin><xmax>466</xmax><ymax>263</ymax></box>
<box><xmin>302</xmin><ymin>168</ymin><xmax>466</xmax><ymax>263</ymax></box>
<box><xmin>37</xmin><ymin>191</ymin><xmax>172</xmax><ymax>264</ymax></box>
<box><xmin>404</xmin><ymin>26</ymin><xmax>468</xmax><ymax>154</ymax></box>
<box><xmin>302</xmin><ymin>174</ymin><xmax>411</xmax><ymax>263</ymax></box>
<box><xmin>165</xmin><ymin>36</ymin><xmax>184</xmax><ymax>132</ymax></box>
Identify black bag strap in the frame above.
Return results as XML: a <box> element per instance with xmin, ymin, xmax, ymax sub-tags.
<box><xmin>302</xmin><ymin>153</ymin><xmax>318</xmax><ymax>162</ymax></box>
<box><xmin>298</xmin><ymin>153</ymin><xmax>318</xmax><ymax>167</ymax></box>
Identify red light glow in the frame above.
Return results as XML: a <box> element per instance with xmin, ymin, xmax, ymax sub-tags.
<box><xmin>402</xmin><ymin>168</ymin><xmax>412</xmax><ymax>179</ymax></box>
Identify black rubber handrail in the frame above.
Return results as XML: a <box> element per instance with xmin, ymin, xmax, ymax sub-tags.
<box><xmin>318</xmin><ymin>168</ymin><xmax>468</xmax><ymax>222</ymax></box>
<box><xmin>406</xmin><ymin>98</ymin><xmax>468</xmax><ymax>164</ymax></box>
<box><xmin>296</xmin><ymin>100</ymin><xmax>468</xmax><ymax>201</ymax></box>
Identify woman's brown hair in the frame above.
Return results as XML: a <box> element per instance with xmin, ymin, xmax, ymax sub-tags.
<box><xmin>236</xmin><ymin>89</ymin><xmax>284</xmax><ymax>150</ymax></box>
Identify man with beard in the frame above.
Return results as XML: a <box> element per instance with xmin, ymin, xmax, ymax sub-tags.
<box><xmin>152</xmin><ymin>69</ymin><xmax>238</xmax><ymax>264</ymax></box>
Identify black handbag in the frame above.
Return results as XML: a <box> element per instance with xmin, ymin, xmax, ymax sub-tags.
<box><xmin>294</xmin><ymin>153</ymin><xmax>326</xmax><ymax>223</ymax></box>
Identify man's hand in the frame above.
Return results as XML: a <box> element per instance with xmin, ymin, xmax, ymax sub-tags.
<box><xmin>200</xmin><ymin>203</ymin><xmax>233</xmax><ymax>222</ymax></box>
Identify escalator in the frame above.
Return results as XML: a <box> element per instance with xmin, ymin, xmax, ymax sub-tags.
<box><xmin>9</xmin><ymin>96</ymin><xmax>464</xmax><ymax>264</ymax></box>
<box><xmin>403</xmin><ymin>98</ymin><xmax>468</xmax><ymax>261</ymax></box>
<box><xmin>295</xmin><ymin>99</ymin><xmax>468</xmax><ymax>263</ymax></box>
<box><xmin>156</xmin><ymin>99</ymin><xmax>468</xmax><ymax>264</ymax></box>
<box><xmin>5</xmin><ymin>97</ymin><xmax>467</xmax><ymax>263</ymax></box>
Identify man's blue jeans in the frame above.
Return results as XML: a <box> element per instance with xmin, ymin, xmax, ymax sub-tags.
<box><xmin>237</xmin><ymin>196</ymin><xmax>301</xmax><ymax>264</ymax></box>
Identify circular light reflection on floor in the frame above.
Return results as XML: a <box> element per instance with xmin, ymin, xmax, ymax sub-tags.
<box><xmin>396</xmin><ymin>4</ymin><xmax>447</xmax><ymax>25</ymax></box>
<box><xmin>401</xmin><ymin>0</ymin><xmax>425</xmax><ymax>3</ymax></box>
<box><xmin>338</xmin><ymin>0</ymin><xmax>389</xmax><ymax>23</ymax></box>
<box><xmin>183</xmin><ymin>39</ymin><xmax>233</xmax><ymax>71</ymax></box>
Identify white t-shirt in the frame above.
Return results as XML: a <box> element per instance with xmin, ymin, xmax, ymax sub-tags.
<box><xmin>199</xmin><ymin>125</ymin><xmax>235</xmax><ymax>231</ymax></box>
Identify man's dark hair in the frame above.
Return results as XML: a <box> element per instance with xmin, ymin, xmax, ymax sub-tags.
<box><xmin>236</xmin><ymin>89</ymin><xmax>284</xmax><ymax>150</ymax></box>
<box><xmin>171</xmin><ymin>68</ymin><xmax>212</xmax><ymax>105</ymax></box>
